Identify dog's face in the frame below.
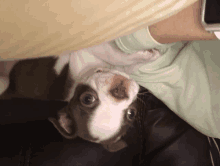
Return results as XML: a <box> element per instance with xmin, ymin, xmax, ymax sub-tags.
<box><xmin>49</xmin><ymin>68</ymin><xmax>139</xmax><ymax>152</ymax></box>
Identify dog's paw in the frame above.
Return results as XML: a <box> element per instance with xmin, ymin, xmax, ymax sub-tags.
<box><xmin>0</xmin><ymin>76</ymin><xmax>9</xmax><ymax>95</ymax></box>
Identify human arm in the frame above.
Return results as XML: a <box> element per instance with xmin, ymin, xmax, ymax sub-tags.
<box><xmin>149</xmin><ymin>1</ymin><xmax>217</xmax><ymax>44</ymax></box>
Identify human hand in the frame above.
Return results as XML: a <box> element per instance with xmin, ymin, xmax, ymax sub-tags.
<box><xmin>149</xmin><ymin>1</ymin><xmax>217</xmax><ymax>43</ymax></box>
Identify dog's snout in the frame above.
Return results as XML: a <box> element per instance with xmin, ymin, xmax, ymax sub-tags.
<box><xmin>110</xmin><ymin>81</ymin><xmax>128</xmax><ymax>99</ymax></box>
<box><xmin>109</xmin><ymin>75</ymin><xmax>130</xmax><ymax>101</ymax></box>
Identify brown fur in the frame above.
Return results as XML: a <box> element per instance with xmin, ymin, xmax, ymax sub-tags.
<box><xmin>0</xmin><ymin>57</ymin><xmax>73</xmax><ymax>100</ymax></box>
<box><xmin>0</xmin><ymin>57</ymin><xmax>139</xmax><ymax>152</ymax></box>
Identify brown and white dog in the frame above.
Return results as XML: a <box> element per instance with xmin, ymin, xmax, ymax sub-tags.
<box><xmin>49</xmin><ymin>67</ymin><xmax>140</xmax><ymax>152</ymax></box>
<box><xmin>0</xmin><ymin>53</ymin><xmax>140</xmax><ymax>152</ymax></box>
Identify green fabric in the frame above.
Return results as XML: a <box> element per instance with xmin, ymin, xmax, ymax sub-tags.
<box><xmin>115</xmin><ymin>28</ymin><xmax>175</xmax><ymax>55</ymax></box>
<box><xmin>116</xmin><ymin>29</ymin><xmax>220</xmax><ymax>138</ymax></box>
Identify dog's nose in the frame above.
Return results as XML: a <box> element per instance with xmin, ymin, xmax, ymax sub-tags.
<box><xmin>109</xmin><ymin>75</ymin><xmax>129</xmax><ymax>101</ymax></box>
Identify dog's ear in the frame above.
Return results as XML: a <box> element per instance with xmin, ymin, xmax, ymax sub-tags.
<box><xmin>48</xmin><ymin>106</ymin><xmax>77</xmax><ymax>139</ymax></box>
<box><xmin>102</xmin><ymin>139</ymin><xmax>127</xmax><ymax>152</ymax></box>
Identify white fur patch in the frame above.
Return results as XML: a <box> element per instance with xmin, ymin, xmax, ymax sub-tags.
<box><xmin>88</xmin><ymin>94</ymin><xmax>126</xmax><ymax>141</ymax></box>
<box><xmin>85</xmin><ymin>69</ymin><xmax>139</xmax><ymax>141</ymax></box>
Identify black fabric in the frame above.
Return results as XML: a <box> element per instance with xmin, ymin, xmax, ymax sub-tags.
<box><xmin>135</xmin><ymin>86</ymin><xmax>215</xmax><ymax>166</ymax></box>
<box><xmin>208</xmin><ymin>137</ymin><xmax>220</xmax><ymax>166</ymax></box>
<box><xmin>0</xmin><ymin>98</ymin><xmax>68</xmax><ymax>125</ymax></box>
<box><xmin>0</xmin><ymin>92</ymin><xmax>219</xmax><ymax>165</ymax></box>
<box><xmin>0</xmin><ymin>120</ymin><xmax>136</xmax><ymax>166</ymax></box>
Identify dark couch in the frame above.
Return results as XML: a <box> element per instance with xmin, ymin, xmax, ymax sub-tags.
<box><xmin>0</xmin><ymin>85</ymin><xmax>219</xmax><ymax>166</ymax></box>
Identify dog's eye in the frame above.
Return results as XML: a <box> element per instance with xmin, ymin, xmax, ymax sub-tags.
<box><xmin>80</xmin><ymin>92</ymin><xmax>97</xmax><ymax>107</ymax></box>
<box><xmin>126</xmin><ymin>108</ymin><xmax>137</xmax><ymax>121</ymax></box>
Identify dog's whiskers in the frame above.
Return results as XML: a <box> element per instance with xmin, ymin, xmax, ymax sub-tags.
<box><xmin>137</xmin><ymin>96</ymin><xmax>146</xmax><ymax>107</ymax></box>
<box><xmin>137</xmin><ymin>91</ymin><xmax>151</xmax><ymax>96</ymax></box>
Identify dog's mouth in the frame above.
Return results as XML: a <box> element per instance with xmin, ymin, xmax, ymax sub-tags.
<box><xmin>94</xmin><ymin>68</ymin><xmax>130</xmax><ymax>79</ymax></box>
<box><xmin>79</xmin><ymin>67</ymin><xmax>131</xmax><ymax>81</ymax></box>
<box><xmin>113</xmin><ymin>136</ymin><xmax>121</xmax><ymax>143</ymax></box>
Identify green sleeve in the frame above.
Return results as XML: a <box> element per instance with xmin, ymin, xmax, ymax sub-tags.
<box><xmin>115</xmin><ymin>27</ymin><xmax>175</xmax><ymax>55</ymax></box>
